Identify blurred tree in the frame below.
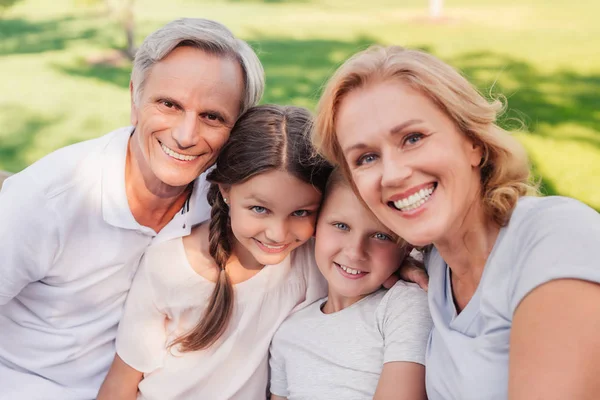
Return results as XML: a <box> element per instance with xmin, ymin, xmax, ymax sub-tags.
<box><xmin>0</xmin><ymin>0</ymin><xmax>22</xmax><ymax>18</ymax></box>
<box><xmin>75</xmin><ymin>0</ymin><xmax>136</xmax><ymax>59</ymax></box>
<box><xmin>429</xmin><ymin>0</ymin><xmax>443</xmax><ymax>19</ymax></box>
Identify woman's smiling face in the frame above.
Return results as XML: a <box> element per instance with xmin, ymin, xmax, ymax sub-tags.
<box><xmin>334</xmin><ymin>79</ymin><xmax>483</xmax><ymax>247</ymax></box>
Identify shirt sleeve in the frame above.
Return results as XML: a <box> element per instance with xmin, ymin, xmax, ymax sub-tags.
<box><xmin>509</xmin><ymin>197</ymin><xmax>600</xmax><ymax>313</ymax></box>
<box><xmin>268</xmin><ymin>331</ymin><xmax>290</xmax><ymax>397</ymax></box>
<box><xmin>379</xmin><ymin>281</ymin><xmax>432</xmax><ymax>365</ymax></box>
<box><xmin>290</xmin><ymin>238</ymin><xmax>328</xmax><ymax>313</ymax></box>
<box><xmin>116</xmin><ymin>254</ymin><xmax>168</xmax><ymax>373</ymax></box>
<box><xmin>0</xmin><ymin>175</ymin><xmax>59</xmax><ymax>305</ymax></box>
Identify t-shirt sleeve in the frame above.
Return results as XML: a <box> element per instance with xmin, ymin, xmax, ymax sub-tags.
<box><xmin>509</xmin><ymin>197</ymin><xmax>600</xmax><ymax>313</ymax></box>
<box><xmin>0</xmin><ymin>175</ymin><xmax>59</xmax><ymax>305</ymax></box>
<box><xmin>116</xmin><ymin>254</ymin><xmax>168</xmax><ymax>373</ymax></box>
<box><xmin>379</xmin><ymin>282</ymin><xmax>432</xmax><ymax>365</ymax></box>
<box><xmin>268</xmin><ymin>330</ymin><xmax>290</xmax><ymax>397</ymax></box>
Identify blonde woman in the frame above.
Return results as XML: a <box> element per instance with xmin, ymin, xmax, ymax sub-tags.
<box><xmin>312</xmin><ymin>45</ymin><xmax>600</xmax><ymax>399</ymax></box>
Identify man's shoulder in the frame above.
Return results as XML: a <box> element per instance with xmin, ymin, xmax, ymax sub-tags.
<box><xmin>11</xmin><ymin>127</ymin><xmax>131</xmax><ymax>199</ymax></box>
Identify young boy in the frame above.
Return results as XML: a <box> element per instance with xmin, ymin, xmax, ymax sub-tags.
<box><xmin>269</xmin><ymin>170</ymin><xmax>432</xmax><ymax>400</ymax></box>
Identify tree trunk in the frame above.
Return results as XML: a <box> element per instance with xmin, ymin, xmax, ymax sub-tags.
<box><xmin>429</xmin><ymin>0</ymin><xmax>443</xmax><ymax>20</ymax></box>
<box><xmin>122</xmin><ymin>0</ymin><xmax>135</xmax><ymax>60</ymax></box>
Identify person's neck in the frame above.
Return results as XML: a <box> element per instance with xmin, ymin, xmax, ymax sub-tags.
<box><xmin>321</xmin><ymin>290</ymin><xmax>369</xmax><ymax>314</ymax></box>
<box><xmin>125</xmin><ymin>138</ymin><xmax>192</xmax><ymax>233</ymax></box>
<box><xmin>434</xmin><ymin>198</ymin><xmax>500</xmax><ymax>311</ymax></box>
<box><xmin>223</xmin><ymin>240</ymin><xmax>265</xmax><ymax>285</ymax></box>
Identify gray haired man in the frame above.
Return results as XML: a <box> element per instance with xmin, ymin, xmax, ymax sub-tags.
<box><xmin>0</xmin><ymin>18</ymin><xmax>264</xmax><ymax>400</ymax></box>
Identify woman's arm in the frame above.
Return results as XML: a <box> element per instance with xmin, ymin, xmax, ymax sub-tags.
<box><xmin>509</xmin><ymin>279</ymin><xmax>600</xmax><ymax>399</ymax></box>
<box><xmin>97</xmin><ymin>354</ymin><xmax>143</xmax><ymax>400</ymax></box>
<box><xmin>374</xmin><ymin>361</ymin><xmax>426</xmax><ymax>400</ymax></box>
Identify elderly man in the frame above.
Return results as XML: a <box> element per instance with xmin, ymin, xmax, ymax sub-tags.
<box><xmin>0</xmin><ymin>18</ymin><xmax>264</xmax><ymax>400</ymax></box>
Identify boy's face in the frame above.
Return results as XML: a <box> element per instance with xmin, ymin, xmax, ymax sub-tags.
<box><xmin>314</xmin><ymin>183</ymin><xmax>408</xmax><ymax>300</ymax></box>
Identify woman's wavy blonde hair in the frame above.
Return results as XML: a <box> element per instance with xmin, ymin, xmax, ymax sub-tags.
<box><xmin>313</xmin><ymin>45</ymin><xmax>538</xmax><ymax>227</ymax></box>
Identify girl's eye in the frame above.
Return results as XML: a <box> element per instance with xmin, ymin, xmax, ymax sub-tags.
<box><xmin>404</xmin><ymin>132</ymin><xmax>424</xmax><ymax>146</ymax></box>
<box><xmin>356</xmin><ymin>153</ymin><xmax>378</xmax><ymax>166</ymax></box>
<box><xmin>333</xmin><ymin>222</ymin><xmax>349</xmax><ymax>231</ymax></box>
<box><xmin>373</xmin><ymin>232</ymin><xmax>392</xmax><ymax>241</ymax></box>
<box><xmin>292</xmin><ymin>210</ymin><xmax>311</xmax><ymax>217</ymax></box>
<box><xmin>251</xmin><ymin>206</ymin><xmax>268</xmax><ymax>214</ymax></box>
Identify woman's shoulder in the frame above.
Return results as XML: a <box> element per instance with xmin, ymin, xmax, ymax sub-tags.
<box><xmin>512</xmin><ymin>196</ymin><xmax>598</xmax><ymax>226</ymax></box>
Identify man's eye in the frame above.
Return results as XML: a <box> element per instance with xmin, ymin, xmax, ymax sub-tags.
<box><xmin>356</xmin><ymin>153</ymin><xmax>377</xmax><ymax>166</ymax></box>
<box><xmin>373</xmin><ymin>232</ymin><xmax>392</xmax><ymax>241</ymax></box>
<box><xmin>333</xmin><ymin>222</ymin><xmax>349</xmax><ymax>231</ymax></box>
<box><xmin>292</xmin><ymin>210</ymin><xmax>311</xmax><ymax>217</ymax></box>
<box><xmin>251</xmin><ymin>206</ymin><xmax>268</xmax><ymax>214</ymax></box>
<box><xmin>161</xmin><ymin>100</ymin><xmax>175</xmax><ymax>108</ymax></box>
<box><xmin>203</xmin><ymin>113</ymin><xmax>222</xmax><ymax>122</ymax></box>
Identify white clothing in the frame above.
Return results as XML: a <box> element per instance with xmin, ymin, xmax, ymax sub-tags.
<box><xmin>425</xmin><ymin>196</ymin><xmax>600</xmax><ymax>400</ymax></box>
<box><xmin>269</xmin><ymin>282</ymin><xmax>432</xmax><ymax>400</ymax></box>
<box><xmin>116</xmin><ymin>237</ymin><xmax>327</xmax><ymax>400</ymax></box>
<box><xmin>0</xmin><ymin>127</ymin><xmax>211</xmax><ymax>400</ymax></box>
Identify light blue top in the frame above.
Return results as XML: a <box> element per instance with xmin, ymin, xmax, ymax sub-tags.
<box><xmin>425</xmin><ymin>196</ymin><xmax>600</xmax><ymax>400</ymax></box>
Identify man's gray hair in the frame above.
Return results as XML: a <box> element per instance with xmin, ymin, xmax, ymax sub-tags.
<box><xmin>131</xmin><ymin>18</ymin><xmax>264</xmax><ymax>116</ymax></box>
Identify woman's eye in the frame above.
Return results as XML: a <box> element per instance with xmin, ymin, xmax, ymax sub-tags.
<box><xmin>404</xmin><ymin>132</ymin><xmax>424</xmax><ymax>146</ymax></box>
<box><xmin>373</xmin><ymin>232</ymin><xmax>392</xmax><ymax>241</ymax></box>
<box><xmin>292</xmin><ymin>210</ymin><xmax>311</xmax><ymax>217</ymax></box>
<box><xmin>251</xmin><ymin>206</ymin><xmax>268</xmax><ymax>214</ymax></box>
<box><xmin>333</xmin><ymin>222</ymin><xmax>349</xmax><ymax>231</ymax></box>
<box><xmin>356</xmin><ymin>153</ymin><xmax>378</xmax><ymax>166</ymax></box>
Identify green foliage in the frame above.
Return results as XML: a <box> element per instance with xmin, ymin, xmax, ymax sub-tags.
<box><xmin>0</xmin><ymin>0</ymin><xmax>22</xmax><ymax>16</ymax></box>
<box><xmin>0</xmin><ymin>0</ymin><xmax>599</xmax><ymax>210</ymax></box>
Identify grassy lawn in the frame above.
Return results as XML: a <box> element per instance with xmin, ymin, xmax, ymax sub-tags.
<box><xmin>1</xmin><ymin>0</ymin><xmax>599</xmax><ymax>210</ymax></box>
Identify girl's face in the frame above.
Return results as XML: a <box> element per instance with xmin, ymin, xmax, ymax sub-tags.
<box><xmin>334</xmin><ymin>80</ymin><xmax>483</xmax><ymax>247</ymax></box>
<box><xmin>221</xmin><ymin>169</ymin><xmax>323</xmax><ymax>268</ymax></box>
<box><xmin>314</xmin><ymin>183</ymin><xmax>406</xmax><ymax>299</ymax></box>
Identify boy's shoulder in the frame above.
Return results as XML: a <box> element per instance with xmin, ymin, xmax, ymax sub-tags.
<box><xmin>274</xmin><ymin>298</ymin><xmax>325</xmax><ymax>339</ymax></box>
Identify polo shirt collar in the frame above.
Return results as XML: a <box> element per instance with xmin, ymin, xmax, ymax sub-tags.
<box><xmin>101</xmin><ymin>126</ymin><xmax>142</xmax><ymax>231</ymax></box>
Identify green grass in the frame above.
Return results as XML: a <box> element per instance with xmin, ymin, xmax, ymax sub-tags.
<box><xmin>1</xmin><ymin>0</ymin><xmax>599</xmax><ymax>210</ymax></box>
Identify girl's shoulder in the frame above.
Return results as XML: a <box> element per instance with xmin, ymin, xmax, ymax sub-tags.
<box><xmin>182</xmin><ymin>222</ymin><xmax>219</xmax><ymax>281</ymax></box>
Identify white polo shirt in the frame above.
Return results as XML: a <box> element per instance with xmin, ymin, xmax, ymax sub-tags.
<box><xmin>0</xmin><ymin>127</ymin><xmax>211</xmax><ymax>400</ymax></box>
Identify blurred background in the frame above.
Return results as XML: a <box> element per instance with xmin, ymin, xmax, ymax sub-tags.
<box><xmin>0</xmin><ymin>0</ymin><xmax>598</xmax><ymax>210</ymax></box>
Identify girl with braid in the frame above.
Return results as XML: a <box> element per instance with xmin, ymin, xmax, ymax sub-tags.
<box><xmin>98</xmin><ymin>105</ymin><xmax>332</xmax><ymax>399</ymax></box>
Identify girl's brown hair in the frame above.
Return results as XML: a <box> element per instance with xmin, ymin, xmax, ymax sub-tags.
<box><xmin>172</xmin><ymin>104</ymin><xmax>332</xmax><ymax>352</ymax></box>
<box><xmin>313</xmin><ymin>45</ymin><xmax>538</xmax><ymax>227</ymax></box>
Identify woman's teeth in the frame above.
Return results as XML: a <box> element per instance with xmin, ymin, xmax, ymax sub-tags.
<box><xmin>338</xmin><ymin>263</ymin><xmax>364</xmax><ymax>275</ymax></box>
<box><xmin>161</xmin><ymin>143</ymin><xmax>199</xmax><ymax>161</ymax></box>
<box><xmin>393</xmin><ymin>186</ymin><xmax>434</xmax><ymax>212</ymax></box>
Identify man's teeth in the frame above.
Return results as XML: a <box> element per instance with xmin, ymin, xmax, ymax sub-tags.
<box><xmin>161</xmin><ymin>143</ymin><xmax>199</xmax><ymax>161</ymax></box>
<box><xmin>393</xmin><ymin>186</ymin><xmax>434</xmax><ymax>211</ymax></box>
<box><xmin>338</xmin><ymin>264</ymin><xmax>364</xmax><ymax>275</ymax></box>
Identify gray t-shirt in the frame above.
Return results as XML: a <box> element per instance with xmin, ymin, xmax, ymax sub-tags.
<box><xmin>426</xmin><ymin>196</ymin><xmax>600</xmax><ymax>400</ymax></box>
<box><xmin>269</xmin><ymin>281</ymin><xmax>432</xmax><ymax>400</ymax></box>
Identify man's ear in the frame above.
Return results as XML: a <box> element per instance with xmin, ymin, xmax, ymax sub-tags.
<box><xmin>130</xmin><ymin>81</ymin><xmax>138</xmax><ymax>126</ymax></box>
